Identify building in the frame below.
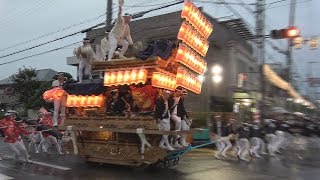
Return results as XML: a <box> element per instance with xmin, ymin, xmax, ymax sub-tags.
<box><xmin>67</xmin><ymin>11</ymin><xmax>259</xmax><ymax>114</ymax></box>
<box><xmin>0</xmin><ymin>69</ymin><xmax>58</xmax><ymax>111</ymax></box>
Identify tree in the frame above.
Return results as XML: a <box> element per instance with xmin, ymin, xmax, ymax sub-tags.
<box><xmin>10</xmin><ymin>67</ymin><xmax>50</xmax><ymax>110</ymax></box>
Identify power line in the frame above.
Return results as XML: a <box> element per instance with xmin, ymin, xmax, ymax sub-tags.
<box><xmin>0</xmin><ymin>42</ymin><xmax>80</xmax><ymax>66</ymax></box>
<box><xmin>266</xmin><ymin>0</ymin><xmax>312</xmax><ymax>9</ymax></box>
<box><xmin>123</xmin><ymin>0</ymin><xmax>177</xmax><ymax>7</ymax></box>
<box><xmin>0</xmin><ymin>22</ymin><xmax>105</xmax><ymax>60</ymax></box>
<box><xmin>0</xmin><ymin>12</ymin><xmax>108</xmax><ymax>53</ymax></box>
<box><xmin>0</xmin><ymin>0</ymin><xmax>161</xmax><ymax>53</ymax></box>
<box><xmin>0</xmin><ymin>0</ymin><xmax>46</xmax><ymax>25</ymax></box>
<box><xmin>0</xmin><ymin>33</ymin><xmax>107</xmax><ymax>67</ymax></box>
<box><xmin>0</xmin><ymin>0</ymin><xmax>178</xmax><ymax>65</ymax></box>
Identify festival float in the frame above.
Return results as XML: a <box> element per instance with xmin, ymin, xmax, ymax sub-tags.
<box><xmin>50</xmin><ymin>0</ymin><xmax>214</xmax><ymax>167</ymax></box>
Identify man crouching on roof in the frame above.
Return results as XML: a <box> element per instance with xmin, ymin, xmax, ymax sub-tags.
<box><xmin>155</xmin><ymin>90</ymin><xmax>175</xmax><ymax>151</ymax></box>
<box><xmin>107</xmin><ymin>0</ymin><xmax>134</xmax><ymax>61</ymax></box>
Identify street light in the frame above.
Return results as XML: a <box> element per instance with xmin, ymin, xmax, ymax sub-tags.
<box><xmin>211</xmin><ymin>65</ymin><xmax>223</xmax><ymax>75</ymax></box>
<box><xmin>211</xmin><ymin>64</ymin><xmax>223</xmax><ymax>84</ymax></box>
<box><xmin>212</xmin><ymin>75</ymin><xmax>222</xmax><ymax>83</ymax></box>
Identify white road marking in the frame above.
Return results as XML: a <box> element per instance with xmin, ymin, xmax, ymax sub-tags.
<box><xmin>4</xmin><ymin>156</ymin><xmax>71</xmax><ymax>171</ymax></box>
<box><xmin>0</xmin><ymin>173</ymin><xmax>14</xmax><ymax>180</ymax></box>
<box><xmin>30</xmin><ymin>160</ymin><xmax>71</xmax><ymax>171</ymax></box>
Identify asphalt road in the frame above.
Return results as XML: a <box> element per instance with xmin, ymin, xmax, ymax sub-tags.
<box><xmin>0</xmin><ymin>135</ymin><xmax>319</xmax><ymax>180</ymax></box>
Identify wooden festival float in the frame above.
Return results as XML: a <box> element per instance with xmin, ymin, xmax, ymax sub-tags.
<box><xmin>57</xmin><ymin>1</ymin><xmax>213</xmax><ymax>167</ymax></box>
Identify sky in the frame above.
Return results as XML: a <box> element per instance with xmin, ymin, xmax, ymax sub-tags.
<box><xmin>0</xmin><ymin>0</ymin><xmax>319</xmax><ymax>98</ymax></box>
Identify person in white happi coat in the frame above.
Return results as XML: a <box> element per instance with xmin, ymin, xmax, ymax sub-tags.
<box><xmin>51</xmin><ymin>73</ymin><xmax>67</xmax><ymax>127</ymax></box>
<box><xmin>154</xmin><ymin>90</ymin><xmax>174</xmax><ymax>151</ymax></box>
<box><xmin>101</xmin><ymin>31</ymin><xmax>110</xmax><ymax>61</ymax></box>
<box><xmin>74</xmin><ymin>38</ymin><xmax>95</xmax><ymax>82</ymax></box>
<box><xmin>107</xmin><ymin>0</ymin><xmax>134</xmax><ymax>61</ymax></box>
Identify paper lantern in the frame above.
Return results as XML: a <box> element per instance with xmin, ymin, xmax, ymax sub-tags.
<box><xmin>175</xmin><ymin>43</ymin><xmax>207</xmax><ymax>75</ymax></box>
<box><xmin>151</xmin><ymin>72</ymin><xmax>177</xmax><ymax>91</ymax></box>
<box><xmin>176</xmin><ymin>68</ymin><xmax>202</xmax><ymax>94</ymax></box>
<box><xmin>181</xmin><ymin>1</ymin><xmax>213</xmax><ymax>39</ymax></box>
<box><xmin>104</xmin><ymin>69</ymin><xmax>148</xmax><ymax>86</ymax></box>
<box><xmin>178</xmin><ymin>22</ymin><xmax>209</xmax><ymax>57</ymax></box>
<box><xmin>43</xmin><ymin>87</ymin><xmax>66</xmax><ymax>102</ymax></box>
<box><xmin>66</xmin><ymin>94</ymin><xmax>104</xmax><ymax>107</ymax></box>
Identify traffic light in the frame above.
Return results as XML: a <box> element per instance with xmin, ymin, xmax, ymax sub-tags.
<box><xmin>237</xmin><ymin>73</ymin><xmax>247</xmax><ymax>88</ymax></box>
<box><xmin>270</xmin><ymin>26</ymin><xmax>300</xmax><ymax>39</ymax></box>
<box><xmin>309</xmin><ymin>36</ymin><xmax>319</xmax><ymax>50</ymax></box>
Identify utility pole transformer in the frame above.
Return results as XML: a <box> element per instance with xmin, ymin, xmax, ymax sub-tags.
<box><xmin>106</xmin><ymin>0</ymin><xmax>113</xmax><ymax>31</ymax></box>
<box><xmin>256</xmin><ymin>0</ymin><xmax>266</xmax><ymax>116</ymax></box>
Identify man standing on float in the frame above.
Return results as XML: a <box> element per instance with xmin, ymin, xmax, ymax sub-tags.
<box><xmin>52</xmin><ymin>73</ymin><xmax>67</xmax><ymax>126</ymax></box>
<box><xmin>169</xmin><ymin>87</ymin><xmax>188</xmax><ymax>148</ymax></box>
<box><xmin>154</xmin><ymin>90</ymin><xmax>174</xmax><ymax>151</ymax></box>
<box><xmin>74</xmin><ymin>38</ymin><xmax>95</xmax><ymax>82</ymax></box>
<box><xmin>107</xmin><ymin>0</ymin><xmax>133</xmax><ymax>61</ymax></box>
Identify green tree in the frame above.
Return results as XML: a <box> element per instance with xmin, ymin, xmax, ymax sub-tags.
<box><xmin>10</xmin><ymin>67</ymin><xmax>50</xmax><ymax>109</ymax></box>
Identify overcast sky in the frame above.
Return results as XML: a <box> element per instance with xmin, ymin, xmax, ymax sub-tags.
<box><xmin>0</xmin><ymin>0</ymin><xmax>319</xmax><ymax>98</ymax></box>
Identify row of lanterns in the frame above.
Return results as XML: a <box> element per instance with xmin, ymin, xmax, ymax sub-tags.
<box><xmin>177</xmin><ymin>22</ymin><xmax>209</xmax><ymax>57</ymax></box>
<box><xmin>181</xmin><ymin>0</ymin><xmax>213</xmax><ymax>39</ymax></box>
<box><xmin>151</xmin><ymin>72</ymin><xmax>177</xmax><ymax>91</ymax></box>
<box><xmin>104</xmin><ymin>69</ymin><xmax>148</xmax><ymax>87</ymax></box>
<box><xmin>176</xmin><ymin>68</ymin><xmax>202</xmax><ymax>94</ymax></box>
<box><xmin>66</xmin><ymin>94</ymin><xmax>104</xmax><ymax>107</ymax></box>
<box><xmin>175</xmin><ymin>43</ymin><xmax>207</xmax><ymax>75</ymax></box>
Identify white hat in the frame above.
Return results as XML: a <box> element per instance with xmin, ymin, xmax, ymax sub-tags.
<box><xmin>163</xmin><ymin>90</ymin><xmax>171</xmax><ymax>94</ymax></box>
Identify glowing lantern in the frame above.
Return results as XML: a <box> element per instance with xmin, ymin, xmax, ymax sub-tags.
<box><xmin>43</xmin><ymin>87</ymin><xmax>67</xmax><ymax>102</ymax></box>
<box><xmin>181</xmin><ymin>1</ymin><xmax>213</xmax><ymax>39</ymax></box>
<box><xmin>151</xmin><ymin>72</ymin><xmax>177</xmax><ymax>91</ymax></box>
<box><xmin>104</xmin><ymin>69</ymin><xmax>148</xmax><ymax>86</ymax></box>
<box><xmin>176</xmin><ymin>68</ymin><xmax>202</xmax><ymax>94</ymax></box>
<box><xmin>175</xmin><ymin>43</ymin><xmax>207</xmax><ymax>75</ymax></box>
<box><xmin>177</xmin><ymin>22</ymin><xmax>209</xmax><ymax>57</ymax></box>
<box><xmin>66</xmin><ymin>94</ymin><xmax>104</xmax><ymax>107</ymax></box>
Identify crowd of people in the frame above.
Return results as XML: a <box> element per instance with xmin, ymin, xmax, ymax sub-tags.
<box><xmin>212</xmin><ymin>114</ymin><xmax>320</xmax><ymax>161</ymax></box>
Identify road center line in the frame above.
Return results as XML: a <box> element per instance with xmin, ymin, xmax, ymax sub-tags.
<box><xmin>4</xmin><ymin>156</ymin><xmax>71</xmax><ymax>171</ymax></box>
<box><xmin>30</xmin><ymin>160</ymin><xmax>71</xmax><ymax>171</ymax></box>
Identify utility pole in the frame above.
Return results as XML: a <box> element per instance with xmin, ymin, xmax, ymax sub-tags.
<box><xmin>106</xmin><ymin>0</ymin><xmax>113</xmax><ymax>31</ymax></box>
<box><xmin>256</xmin><ymin>0</ymin><xmax>266</xmax><ymax>117</ymax></box>
<box><xmin>287</xmin><ymin>0</ymin><xmax>296</xmax><ymax>83</ymax></box>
